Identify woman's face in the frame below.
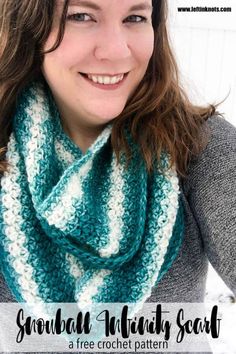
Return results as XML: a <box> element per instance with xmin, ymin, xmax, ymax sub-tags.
<box><xmin>42</xmin><ymin>0</ymin><xmax>154</xmax><ymax>128</ymax></box>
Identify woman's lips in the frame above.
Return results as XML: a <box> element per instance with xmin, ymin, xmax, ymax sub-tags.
<box><xmin>79</xmin><ymin>72</ymin><xmax>129</xmax><ymax>91</ymax></box>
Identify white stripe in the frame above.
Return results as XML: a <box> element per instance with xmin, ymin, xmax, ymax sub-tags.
<box><xmin>1</xmin><ymin>135</ymin><xmax>42</xmax><ymax>303</ymax></box>
<box><xmin>76</xmin><ymin>269</ymin><xmax>112</xmax><ymax>308</ymax></box>
<box><xmin>25</xmin><ymin>89</ymin><xmax>48</xmax><ymax>189</ymax></box>
<box><xmin>65</xmin><ymin>253</ymin><xmax>85</xmax><ymax>279</ymax></box>
<box><xmin>98</xmin><ymin>156</ymin><xmax>125</xmax><ymax>257</ymax></box>
<box><xmin>55</xmin><ymin>139</ymin><xmax>76</xmax><ymax>168</ymax></box>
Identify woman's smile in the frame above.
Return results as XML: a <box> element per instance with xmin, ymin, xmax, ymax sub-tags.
<box><xmin>79</xmin><ymin>71</ymin><xmax>129</xmax><ymax>90</ymax></box>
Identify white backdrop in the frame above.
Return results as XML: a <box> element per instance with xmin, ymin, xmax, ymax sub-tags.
<box><xmin>167</xmin><ymin>0</ymin><xmax>236</xmax><ymax>126</ymax></box>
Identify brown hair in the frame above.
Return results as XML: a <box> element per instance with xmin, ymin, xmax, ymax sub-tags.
<box><xmin>0</xmin><ymin>0</ymin><xmax>221</xmax><ymax>177</ymax></box>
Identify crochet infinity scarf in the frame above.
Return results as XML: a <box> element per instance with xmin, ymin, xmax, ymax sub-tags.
<box><xmin>0</xmin><ymin>80</ymin><xmax>184</xmax><ymax>306</ymax></box>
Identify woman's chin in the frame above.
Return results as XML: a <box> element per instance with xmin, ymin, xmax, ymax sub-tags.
<box><xmin>89</xmin><ymin>107</ymin><xmax>125</xmax><ymax>124</ymax></box>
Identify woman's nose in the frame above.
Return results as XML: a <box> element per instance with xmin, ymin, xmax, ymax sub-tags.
<box><xmin>94</xmin><ymin>26</ymin><xmax>131</xmax><ymax>61</ymax></box>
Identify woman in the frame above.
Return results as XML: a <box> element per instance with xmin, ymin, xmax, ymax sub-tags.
<box><xmin>0</xmin><ymin>0</ymin><xmax>235</xmax><ymax>343</ymax></box>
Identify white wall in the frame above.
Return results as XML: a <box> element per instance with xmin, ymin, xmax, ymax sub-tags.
<box><xmin>167</xmin><ymin>0</ymin><xmax>236</xmax><ymax>126</ymax></box>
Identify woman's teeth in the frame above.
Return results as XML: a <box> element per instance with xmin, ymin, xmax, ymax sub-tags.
<box><xmin>86</xmin><ymin>73</ymin><xmax>125</xmax><ymax>85</ymax></box>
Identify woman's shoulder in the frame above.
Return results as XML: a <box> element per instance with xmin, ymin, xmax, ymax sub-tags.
<box><xmin>187</xmin><ymin>114</ymin><xmax>236</xmax><ymax>176</ymax></box>
<box><xmin>204</xmin><ymin>113</ymin><xmax>236</xmax><ymax>145</ymax></box>
<box><xmin>181</xmin><ymin>113</ymin><xmax>236</xmax><ymax>194</ymax></box>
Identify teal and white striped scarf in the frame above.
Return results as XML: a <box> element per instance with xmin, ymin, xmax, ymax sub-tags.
<box><xmin>0</xmin><ymin>80</ymin><xmax>184</xmax><ymax>306</ymax></box>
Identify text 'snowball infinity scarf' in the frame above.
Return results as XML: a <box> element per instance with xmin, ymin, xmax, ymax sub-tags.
<box><xmin>0</xmin><ymin>80</ymin><xmax>184</xmax><ymax>306</ymax></box>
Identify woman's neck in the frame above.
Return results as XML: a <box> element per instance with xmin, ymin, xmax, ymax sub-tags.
<box><xmin>61</xmin><ymin>117</ymin><xmax>105</xmax><ymax>153</ymax></box>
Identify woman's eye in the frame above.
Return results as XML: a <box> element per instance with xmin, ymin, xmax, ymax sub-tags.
<box><xmin>66</xmin><ymin>13</ymin><xmax>93</xmax><ymax>22</ymax></box>
<box><xmin>124</xmin><ymin>15</ymin><xmax>147</xmax><ymax>23</ymax></box>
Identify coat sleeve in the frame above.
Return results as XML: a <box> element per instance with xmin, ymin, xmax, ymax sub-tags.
<box><xmin>184</xmin><ymin>114</ymin><xmax>236</xmax><ymax>296</ymax></box>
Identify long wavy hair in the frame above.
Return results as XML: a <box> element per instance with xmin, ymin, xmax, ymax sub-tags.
<box><xmin>0</xmin><ymin>0</ymin><xmax>220</xmax><ymax>177</ymax></box>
